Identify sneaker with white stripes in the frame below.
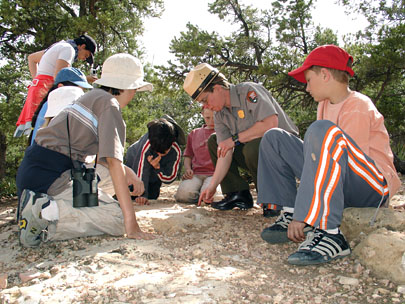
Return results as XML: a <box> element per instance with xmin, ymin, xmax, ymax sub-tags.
<box><xmin>261</xmin><ymin>211</ymin><xmax>312</xmax><ymax>244</ymax></box>
<box><xmin>287</xmin><ymin>229</ymin><xmax>351</xmax><ymax>265</ymax></box>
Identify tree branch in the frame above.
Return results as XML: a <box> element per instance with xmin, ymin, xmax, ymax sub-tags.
<box><xmin>56</xmin><ymin>0</ymin><xmax>78</xmax><ymax>18</ymax></box>
<box><xmin>374</xmin><ymin>66</ymin><xmax>392</xmax><ymax>104</ymax></box>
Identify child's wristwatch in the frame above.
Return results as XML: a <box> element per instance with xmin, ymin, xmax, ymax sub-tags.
<box><xmin>232</xmin><ymin>133</ymin><xmax>241</xmax><ymax>146</ymax></box>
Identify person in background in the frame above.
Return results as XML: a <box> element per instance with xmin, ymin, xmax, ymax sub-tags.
<box><xmin>29</xmin><ymin>67</ymin><xmax>93</xmax><ymax>145</ymax></box>
<box><xmin>175</xmin><ymin>107</ymin><xmax>220</xmax><ymax>204</ymax></box>
<box><xmin>258</xmin><ymin>45</ymin><xmax>400</xmax><ymax>265</ymax></box>
<box><xmin>183</xmin><ymin>63</ymin><xmax>298</xmax><ymax>215</ymax></box>
<box><xmin>14</xmin><ymin>34</ymin><xmax>97</xmax><ymax>137</ymax></box>
<box><xmin>125</xmin><ymin>115</ymin><xmax>186</xmax><ymax>205</ymax></box>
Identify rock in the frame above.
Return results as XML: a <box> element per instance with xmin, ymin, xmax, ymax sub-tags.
<box><xmin>354</xmin><ymin>228</ymin><xmax>405</xmax><ymax>284</ymax></box>
<box><xmin>151</xmin><ymin>208</ymin><xmax>214</xmax><ymax>235</ymax></box>
<box><xmin>376</xmin><ymin>288</ymin><xmax>390</xmax><ymax>295</ymax></box>
<box><xmin>398</xmin><ymin>285</ymin><xmax>405</xmax><ymax>294</ymax></box>
<box><xmin>19</xmin><ymin>271</ymin><xmax>51</xmax><ymax>283</ymax></box>
<box><xmin>338</xmin><ymin>276</ymin><xmax>359</xmax><ymax>286</ymax></box>
<box><xmin>341</xmin><ymin>208</ymin><xmax>405</xmax><ymax>241</ymax></box>
<box><xmin>0</xmin><ymin>273</ymin><xmax>7</xmax><ymax>289</ymax></box>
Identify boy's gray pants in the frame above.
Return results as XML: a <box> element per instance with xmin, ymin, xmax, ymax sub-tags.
<box><xmin>47</xmin><ymin>165</ymin><xmax>124</xmax><ymax>241</ymax></box>
<box><xmin>257</xmin><ymin>120</ymin><xmax>388</xmax><ymax>229</ymax></box>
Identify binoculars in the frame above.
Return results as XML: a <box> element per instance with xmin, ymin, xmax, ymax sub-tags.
<box><xmin>72</xmin><ymin>167</ymin><xmax>99</xmax><ymax>208</ymax></box>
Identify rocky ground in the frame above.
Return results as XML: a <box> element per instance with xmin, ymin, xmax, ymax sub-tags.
<box><xmin>0</xmin><ymin>176</ymin><xmax>404</xmax><ymax>304</ymax></box>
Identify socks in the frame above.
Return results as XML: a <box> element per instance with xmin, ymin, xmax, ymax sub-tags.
<box><xmin>325</xmin><ymin>228</ymin><xmax>339</xmax><ymax>234</ymax></box>
<box><xmin>280</xmin><ymin>207</ymin><xmax>339</xmax><ymax>235</ymax></box>
<box><xmin>41</xmin><ymin>200</ymin><xmax>59</xmax><ymax>221</ymax></box>
<box><xmin>283</xmin><ymin>206</ymin><xmax>294</xmax><ymax>213</ymax></box>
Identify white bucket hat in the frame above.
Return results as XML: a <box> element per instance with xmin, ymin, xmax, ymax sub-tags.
<box><xmin>183</xmin><ymin>63</ymin><xmax>223</xmax><ymax>100</ymax></box>
<box><xmin>94</xmin><ymin>53</ymin><xmax>153</xmax><ymax>91</ymax></box>
<box><xmin>45</xmin><ymin>86</ymin><xmax>84</xmax><ymax>118</ymax></box>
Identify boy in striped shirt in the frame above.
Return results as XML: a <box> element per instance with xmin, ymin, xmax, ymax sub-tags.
<box><xmin>125</xmin><ymin>116</ymin><xmax>185</xmax><ymax>205</ymax></box>
<box><xmin>257</xmin><ymin>45</ymin><xmax>400</xmax><ymax>265</ymax></box>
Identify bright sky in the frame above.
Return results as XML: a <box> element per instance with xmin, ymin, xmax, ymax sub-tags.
<box><xmin>141</xmin><ymin>0</ymin><xmax>368</xmax><ymax>66</ymax></box>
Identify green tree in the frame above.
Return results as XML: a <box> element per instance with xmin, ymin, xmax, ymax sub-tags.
<box><xmin>161</xmin><ymin>0</ymin><xmax>339</xmax><ymax>130</ymax></box>
<box><xmin>0</xmin><ymin>0</ymin><xmax>164</xmax><ymax>196</ymax></box>
<box><xmin>0</xmin><ymin>63</ymin><xmax>27</xmax><ymax>196</ymax></box>
<box><xmin>161</xmin><ymin>0</ymin><xmax>404</xmax><ymax>169</ymax></box>
<box><xmin>0</xmin><ymin>0</ymin><xmax>164</xmax><ymax>59</ymax></box>
<box><xmin>339</xmin><ymin>0</ymin><xmax>405</xmax><ymax>150</ymax></box>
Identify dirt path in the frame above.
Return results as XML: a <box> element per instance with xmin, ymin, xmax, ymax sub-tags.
<box><xmin>0</xmin><ymin>182</ymin><xmax>404</xmax><ymax>303</ymax></box>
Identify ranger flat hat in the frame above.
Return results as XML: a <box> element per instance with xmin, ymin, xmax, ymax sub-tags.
<box><xmin>183</xmin><ymin>63</ymin><xmax>222</xmax><ymax>100</ymax></box>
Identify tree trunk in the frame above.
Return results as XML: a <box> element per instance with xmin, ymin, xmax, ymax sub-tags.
<box><xmin>394</xmin><ymin>152</ymin><xmax>405</xmax><ymax>174</ymax></box>
<box><xmin>79</xmin><ymin>0</ymin><xmax>87</xmax><ymax>17</ymax></box>
<box><xmin>0</xmin><ymin>131</ymin><xmax>6</xmax><ymax>180</ymax></box>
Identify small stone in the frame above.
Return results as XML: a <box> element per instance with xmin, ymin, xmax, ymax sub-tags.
<box><xmin>353</xmin><ymin>263</ymin><xmax>363</xmax><ymax>274</ymax></box>
<box><xmin>258</xmin><ymin>294</ymin><xmax>272</xmax><ymax>301</ymax></box>
<box><xmin>19</xmin><ymin>271</ymin><xmax>51</xmax><ymax>283</ymax></box>
<box><xmin>193</xmin><ymin>249</ymin><xmax>202</xmax><ymax>257</ymax></box>
<box><xmin>0</xmin><ymin>273</ymin><xmax>7</xmax><ymax>289</ymax></box>
<box><xmin>376</xmin><ymin>288</ymin><xmax>390</xmax><ymax>295</ymax></box>
<box><xmin>397</xmin><ymin>285</ymin><xmax>405</xmax><ymax>294</ymax></box>
<box><xmin>273</xmin><ymin>293</ymin><xmax>284</xmax><ymax>303</ymax></box>
<box><xmin>338</xmin><ymin>276</ymin><xmax>359</xmax><ymax>286</ymax></box>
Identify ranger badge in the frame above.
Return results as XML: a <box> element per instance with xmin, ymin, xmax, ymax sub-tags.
<box><xmin>247</xmin><ymin>90</ymin><xmax>258</xmax><ymax>103</ymax></box>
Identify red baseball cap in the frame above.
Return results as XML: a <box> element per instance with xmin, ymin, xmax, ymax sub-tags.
<box><xmin>288</xmin><ymin>45</ymin><xmax>354</xmax><ymax>83</ymax></box>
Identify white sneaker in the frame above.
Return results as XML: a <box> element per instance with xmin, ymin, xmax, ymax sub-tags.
<box><xmin>18</xmin><ymin>189</ymin><xmax>50</xmax><ymax>247</ymax></box>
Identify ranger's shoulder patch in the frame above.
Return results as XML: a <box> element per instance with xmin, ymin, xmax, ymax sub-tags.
<box><xmin>247</xmin><ymin>90</ymin><xmax>258</xmax><ymax>103</ymax></box>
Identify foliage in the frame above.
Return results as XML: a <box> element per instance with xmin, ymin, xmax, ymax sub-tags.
<box><xmin>0</xmin><ymin>0</ymin><xmax>403</xmax><ymax>196</ymax></box>
<box><xmin>162</xmin><ymin>0</ymin><xmax>404</xmax><ymax>144</ymax></box>
<box><xmin>0</xmin><ymin>0</ymin><xmax>164</xmax><ymax>197</ymax></box>
<box><xmin>339</xmin><ymin>0</ymin><xmax>405</xmax><ymax>145</ymax></box>
<box><xmin>160</xmin><ymin>0</ymin><xmax>341</xmax><ymax>135</ymax></box>
<box><xmin>0</xmin><ymin>61</ymin><xmax>28</xmax><ymax>197</ymax></box>
<box><xmin>0</xmin><ymin>0</ymin><xmax>164</xmax><ymax>61</ymax></box>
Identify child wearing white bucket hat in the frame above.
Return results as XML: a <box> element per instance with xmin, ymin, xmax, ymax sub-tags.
<box><xmin>17</xmin><ymin>53</ymin><xmax>155</xmax><ymax>247</ymax></box>
<box><xmin>29</xmin><ymin>67</ymin><xmax>93</xmax><ymax>145</ymax></box>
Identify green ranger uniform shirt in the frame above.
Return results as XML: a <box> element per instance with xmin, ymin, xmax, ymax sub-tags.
<box><xmin>214</xmin><ymin>82</ymin><xmax>298</xmax><ymax>143</ymax></box>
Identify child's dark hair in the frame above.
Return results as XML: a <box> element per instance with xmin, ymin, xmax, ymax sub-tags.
<box><xmin>147</xmin><ymin>118</ymin><xmax>176</xmax><ymax>154</ymax></box>
<box><xmin>99</xmin><ymin>86</ymin><xmax>122</xmax><ymax>96</ymax></box>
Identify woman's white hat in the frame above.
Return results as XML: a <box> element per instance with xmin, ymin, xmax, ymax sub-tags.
<box><xmin>94</xmin><ymin>53</ymin><xmax>153</xmax><ymax>91</ymax></box>
<box><xmin>45</xmin><ymin>86</ymin><xmax>84</xmax><ymax>118</ymax></box>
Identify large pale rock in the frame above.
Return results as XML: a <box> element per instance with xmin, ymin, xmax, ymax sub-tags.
<box><xmin>340</xmin><ymin>207</ymin><xmax>405</xmax><ymax>241</ymax></box>
<box><xmin>353</xmin><ymin>228</ymin><xmax>405</xmax><ymax>284</ymax></box>
<box><xmin>151</xmin><ymin>206</ymin><xmax>214</xmax><ymax>235</ymax></box>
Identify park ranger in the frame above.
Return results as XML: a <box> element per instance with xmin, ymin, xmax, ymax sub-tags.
<box><xmin>183</xmin><ymin>63</ymin><xmax>298</xmax><ymax>214</ymax></box>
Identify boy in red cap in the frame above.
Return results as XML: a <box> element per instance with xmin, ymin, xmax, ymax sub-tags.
<box><xmin>257</xmin><ymin>45</ymin><xmax>400</xmax><ymax>265</ymax></box>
